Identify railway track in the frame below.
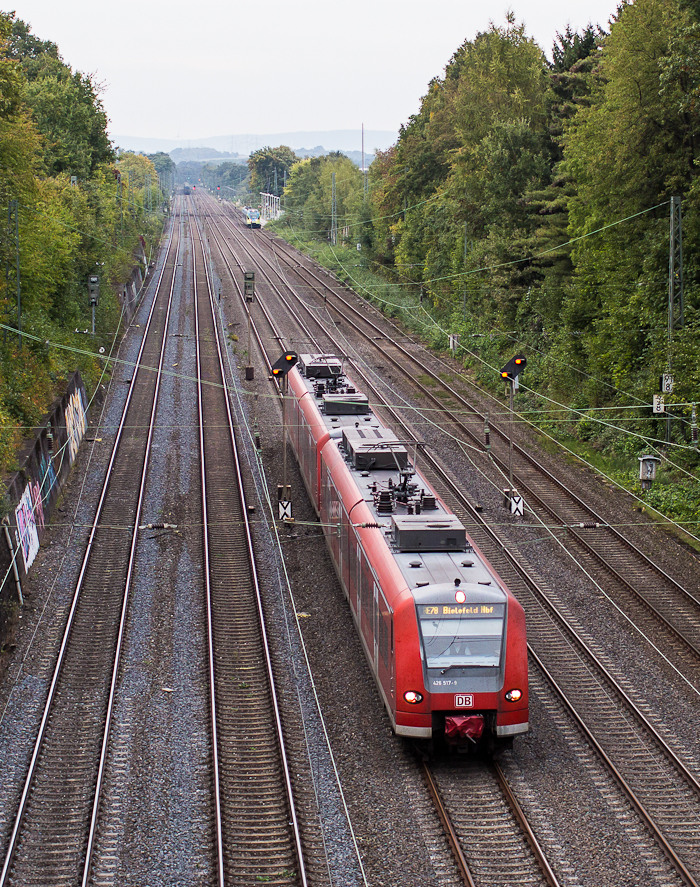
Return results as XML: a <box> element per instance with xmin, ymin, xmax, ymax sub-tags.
<box><xmin>200</xmin><ymin>196</ymin><xmax>562</xmax><ymax>885</ymax></box>
<box><xmin>205</xmin><ymin>195</ymin><xmax>700</xmax><ymax>689</ymax></box>
<box><xmin>234</xmin><ymin>213</ymin><xmax>700</xmax><ymax>691</ymax></box>
<box><xmin>199</xmin><ymin>192</ymin><xmax>700</xmax><ymax>884</ymax></box>
<box><xmin>0</xmin><ymin>199</ymin><xmax>316</xmax><ymax>886</ymax></box>
<box><xmin>0</xmin><ymin>216</ymin><xmax>182</xmax><ymax>886</ymax></box>
<box><xmin>423</xmin><ymin>759</ymin><xmax>560</xmax><ymax>887</ymax></box>
<box><xmin>187</xmin><ymin>207</ymin><xmax>307</xmax><ymax>885</ymax></box>
<box><xmin>338</xmin><ymin>352</ymin><xmax>700</xmax><ymax>885</ymax></box>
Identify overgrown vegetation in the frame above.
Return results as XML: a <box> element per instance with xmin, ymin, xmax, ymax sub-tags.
<box><xmin>267</xmin><ymin>1</ymin><xmax>700</xmax><ymax>532</ymax></box>
<box><xmin>0</xmin><ymin>12</ymin><xmax>166</xmax><ymax>475</ymax></box>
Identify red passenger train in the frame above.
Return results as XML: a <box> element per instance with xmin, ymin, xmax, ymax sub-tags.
<box><xmin>286</xmin><ymin>354</ymin><xmax>529</xmax><ymax>751</ymax></box>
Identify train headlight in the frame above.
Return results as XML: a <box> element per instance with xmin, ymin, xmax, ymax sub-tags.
<box><xmin>455</xmin><ymin>589</ymin><xmax>466</xmax><ymax>604</ymax></box>
<box><xmin>505</xmin><ymin>689</ymin><xmax>523</xmax><ymax>703</ymax></box>
<box><xmin>404</xmin><ymin>691</ymin><xmax>423</xmax><ymax>704</ymax></box>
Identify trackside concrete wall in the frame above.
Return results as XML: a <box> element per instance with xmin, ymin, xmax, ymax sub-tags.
<box><xmin>0</xmin><ymin>372</ymin><xmax>88</xmax><ymax>624</ymax></box>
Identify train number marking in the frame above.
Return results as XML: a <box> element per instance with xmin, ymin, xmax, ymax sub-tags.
<box><xmin>455</xmin><ymin>694</ymin><xmax>474</xmax><ymax>708</ymax></box>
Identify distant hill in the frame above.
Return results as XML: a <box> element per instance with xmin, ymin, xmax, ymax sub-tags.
<box><xmin>169</xmin><ymin>147</ymin><xmax>246</xmax><ymax>164</ymax></box>
<box><xmin>112</xmin><ymin>129</ymin><xmax>397</xmax><ymax>157</ymax></box>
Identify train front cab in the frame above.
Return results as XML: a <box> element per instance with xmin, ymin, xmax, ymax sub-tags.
<box><xmin>410</xmin><ymin>582</ymin><xmax>529</xmax><ymax>752</ymax></box>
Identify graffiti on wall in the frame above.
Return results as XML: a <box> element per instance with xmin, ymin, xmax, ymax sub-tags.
<box><xmin>39</xmin><ymin>452</ymin><xmax>58</xmax><ymax>500</ymax></box>
<box><xmin>66</xmin><ymin>387</ymin><xmax>87</xmax><ymax>463</ymax></box>
<box><xmin>14</xmin><ymin>480</ymin><xmax>45</xmax><ymax>572</ymax></box>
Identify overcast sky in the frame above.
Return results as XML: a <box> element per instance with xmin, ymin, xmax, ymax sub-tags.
<box><xmin>7</xmin><ymin>0</ymin><xmax>621</xmax><ymax>147</ymax></box>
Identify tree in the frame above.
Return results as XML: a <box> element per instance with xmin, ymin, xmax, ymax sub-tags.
<box><xmin>147</xmin><ymin>152</ymin><xmax>176</xmax><ymax>191</ymax></box>
<box><xmin>9</xmin><ymin>16</ymin><xmax>113</xmax><ymax>179</ymax></box>
<box><xmin>560</xmin><ymin>0</ymin><xmax>700</xmax><ymax>399</ymax></box>
<box><xmin>281</xmin><ymin>153</ymin><xmax>363</xmax><ymax>242</ymax></box>
<box><xmin>371</xmin><ymin>18</ymin><xmax>551</xmax><ymax>317</ymax></box>
<box><xmin>248</xmin><ymin>146</ymin><xmax>298</xmax><ymax>197</ymax></box>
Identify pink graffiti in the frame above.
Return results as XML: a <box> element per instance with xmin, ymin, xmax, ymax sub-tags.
<box><xmin>15</xmin><ymin>482</ymin><xmax>40</xmax><ymax>571</ymax></box>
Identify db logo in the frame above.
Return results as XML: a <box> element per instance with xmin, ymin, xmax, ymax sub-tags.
<box><xmin>455</xmin><ymin>694</ymin><xmax>474</xmax><ymax>708</ymax></box>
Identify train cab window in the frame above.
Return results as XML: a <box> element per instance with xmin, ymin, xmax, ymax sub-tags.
<box><xmin>417</xmin><ymin>603</ymin><xmax>505</xmax><ymax>670</ymax></box>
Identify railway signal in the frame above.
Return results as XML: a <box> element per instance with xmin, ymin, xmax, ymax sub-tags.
<box><xmin>500</xmin><ymin>355</ymin><xmax>527</xmax><ymax>515</ymax></box>
<box><xmin>88</xmin><ymin>275</ymin><xmax>100</xmax><ymax>306</ymax></box>
<box><xmin>244</xmin><ymin>271</ymin><xmax>255</xmax><ymax>302</ymax></box>
<box><xmin>639</xmin><ymin>454</ymin><xmax>661</xmax><ymax>491</ymax></box>
<box><xmin>271</xmin><ymin>351</ymin><xmax>298</xmax><ymax>377</ymax></box>
<box><xmin>660</xmin><ymin>373</ymin><xmax>674</xmax><ymax>393</ymax></box>
<box><xmin>88</xmin><ymin>274</ymin><xmax>100</xmax><ymax>335</ymax></box>
<box><xmin>244</xmin><ymin>271</ymin><xmax>255</xmax><ymax>380</ymax></box>
<box><xmin>500</xmin><ymin>355</ymin><xmax>527</xmax><ymax>382</ymax></box>
<box><xmin>272</xmin><ymin>351</ymin><xmax>299</xmax><ymax>521</ymax></box>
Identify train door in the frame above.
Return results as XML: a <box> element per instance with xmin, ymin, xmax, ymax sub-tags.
<box><xmin>360</xmin><ymin>555</ymin><xmax>374</xmax><ymax>651</ymax></box>
<box><xmin>373</xmin><ymin>582</ymin><xmax>379</xmax><ymax>670</ymax></box>
<box><xmin>353</xmin><ymin>540</ymin><xmax>361</xmax><ymax>614</ymax></box>
<box><xmin>377</xmin><ymin>587</ymin><xmax>393</xmax><ymax>695</ymax></box>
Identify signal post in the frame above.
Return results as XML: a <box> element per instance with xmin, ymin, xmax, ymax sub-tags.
<box><xmin>500</xmin><ymin>355</ymin><xmax>527</xmax><ymax>516</ymax></box>
<box><xmin>271</xmin><ymin>351</ymin><xmax>298</xmax><ymax>520</ymax></box>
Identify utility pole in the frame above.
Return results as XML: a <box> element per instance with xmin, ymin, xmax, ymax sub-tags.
<box><xmin>331</xmin><ymin>172</ymin><xmax>337</xmax><ymax>246</ymax></box>
<box><xmin>362</xmin><ymin>123</ymin><xmax>368</xmax><ymax>196</ymax></box>
<box><xmin>117</xmin><ymin>172</ymin><xmax>123</xmax><ymax>236</ymax></box>
<box><xmin>244</xmin><ymin>271</ymin><xmax>255</xmax><ymax>380</ymax></box>
<box><xmin>271</xmin><ymin>351</ymin><xmax>299</xmax><ymax>521</ymax></box>
<box><xmin>500</xmin><ymin>356</ymin><xmax>527</xmax><ymax>515</ymax></box>
<box><xmin>6</xmin><ymin>200</ymin><xmax>21</xmax><ymax>349</ymax></box>
<box><xmin>665</xmin><ymin>196</ymin><xmax>684</xmax><ymax>445</ymax></box>
<box><xmin>463</xmin><ymin>221</ymin><xmax>468</xmax><ymax>321</ymax></box>
<box><xmin>668</xmin><ymin>195</ymin><xmax>684</xmax><ymax>339</ymax></box>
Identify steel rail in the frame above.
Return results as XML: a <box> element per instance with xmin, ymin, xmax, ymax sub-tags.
<box><xmin>230</xmin><ymin>212</ymin><xmax>699</xmax><ymax>613</ymax></box>
<box><xmin>492</xmin><ymin>762</ymin><xmax>562</xmax><ymax>887</ymax></box>
<box><xmin>191</xmin><ymin>208</ymin><xmax>309</xmax><ymax>886</ymax></box>
<box><xmin>353</xmin><ymin>364</ymin><xmax>700</xmax><ymax>885</ymax></box>
<box><xmin>530</xmin><ymin>647</ymin><xmax>699</xmax><ymax>887</ymax></box>
<box><xmin>0</xmin><ymin>216</ymin><xmax>180</xmax><ymax>886</ymax></box>
<box><xmin>190</xmin><ymin>207</ymin><xmax>226</xmax><ymax>886</ymax></box>
<box><xmin>81</xmin><ymin>213</ymin><xmax>181</xmax><ymax>885</ymax></box>
<box><xmin>204</xmin><ymin>191</ymin><xmax>700</xmax><ymax>885</ymax></box>
<box><xmin>420</xmin><ymin>760</ymin><xmax>476</xmax><ymax>887</ymax></box>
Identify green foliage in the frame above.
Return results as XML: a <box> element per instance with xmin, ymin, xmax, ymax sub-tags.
<box><xmin>270</xmin><ymin>2</ymin><xmax>700</xmax><ymax>524</ymax></box>
<box><xmin>248</xmin><ymin>145</ymin><xmax>298</xmax><ymax>197</ymax></box>
<box><xmin>278</xmin><ymin>153</ymin><xmax>364</xmax><ymax>242</ymax></box>
<box><xmin>0</xmin><ymin>13</ymin><xmax>164</xmax><ymax>478</ymax></box>
<box><xmin>10</xmin><ymin>18</ymin><xmax>113</xmax><ymax>180</ymax></box>
<box><xmin>199</xmin><ymin>160</ymin><xmax>248</xmax><ymax>197</ymax></box>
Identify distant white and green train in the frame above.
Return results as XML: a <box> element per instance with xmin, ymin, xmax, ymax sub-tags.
<box><xmin>244</xmin><ymin>207</ymin><xmax>261</xmax><ymax>229</ymax></box>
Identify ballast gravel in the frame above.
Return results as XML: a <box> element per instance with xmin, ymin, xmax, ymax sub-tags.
<box><xmin>0</xmin><ymin>215</ymin><xmax>698</xmax><ymax>886</ymax></box>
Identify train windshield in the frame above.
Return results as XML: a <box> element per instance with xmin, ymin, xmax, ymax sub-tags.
<box><xmin>417</xmin><ymin>603</ymin><xmax>505</xmax><ymax>669</ymax></box>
